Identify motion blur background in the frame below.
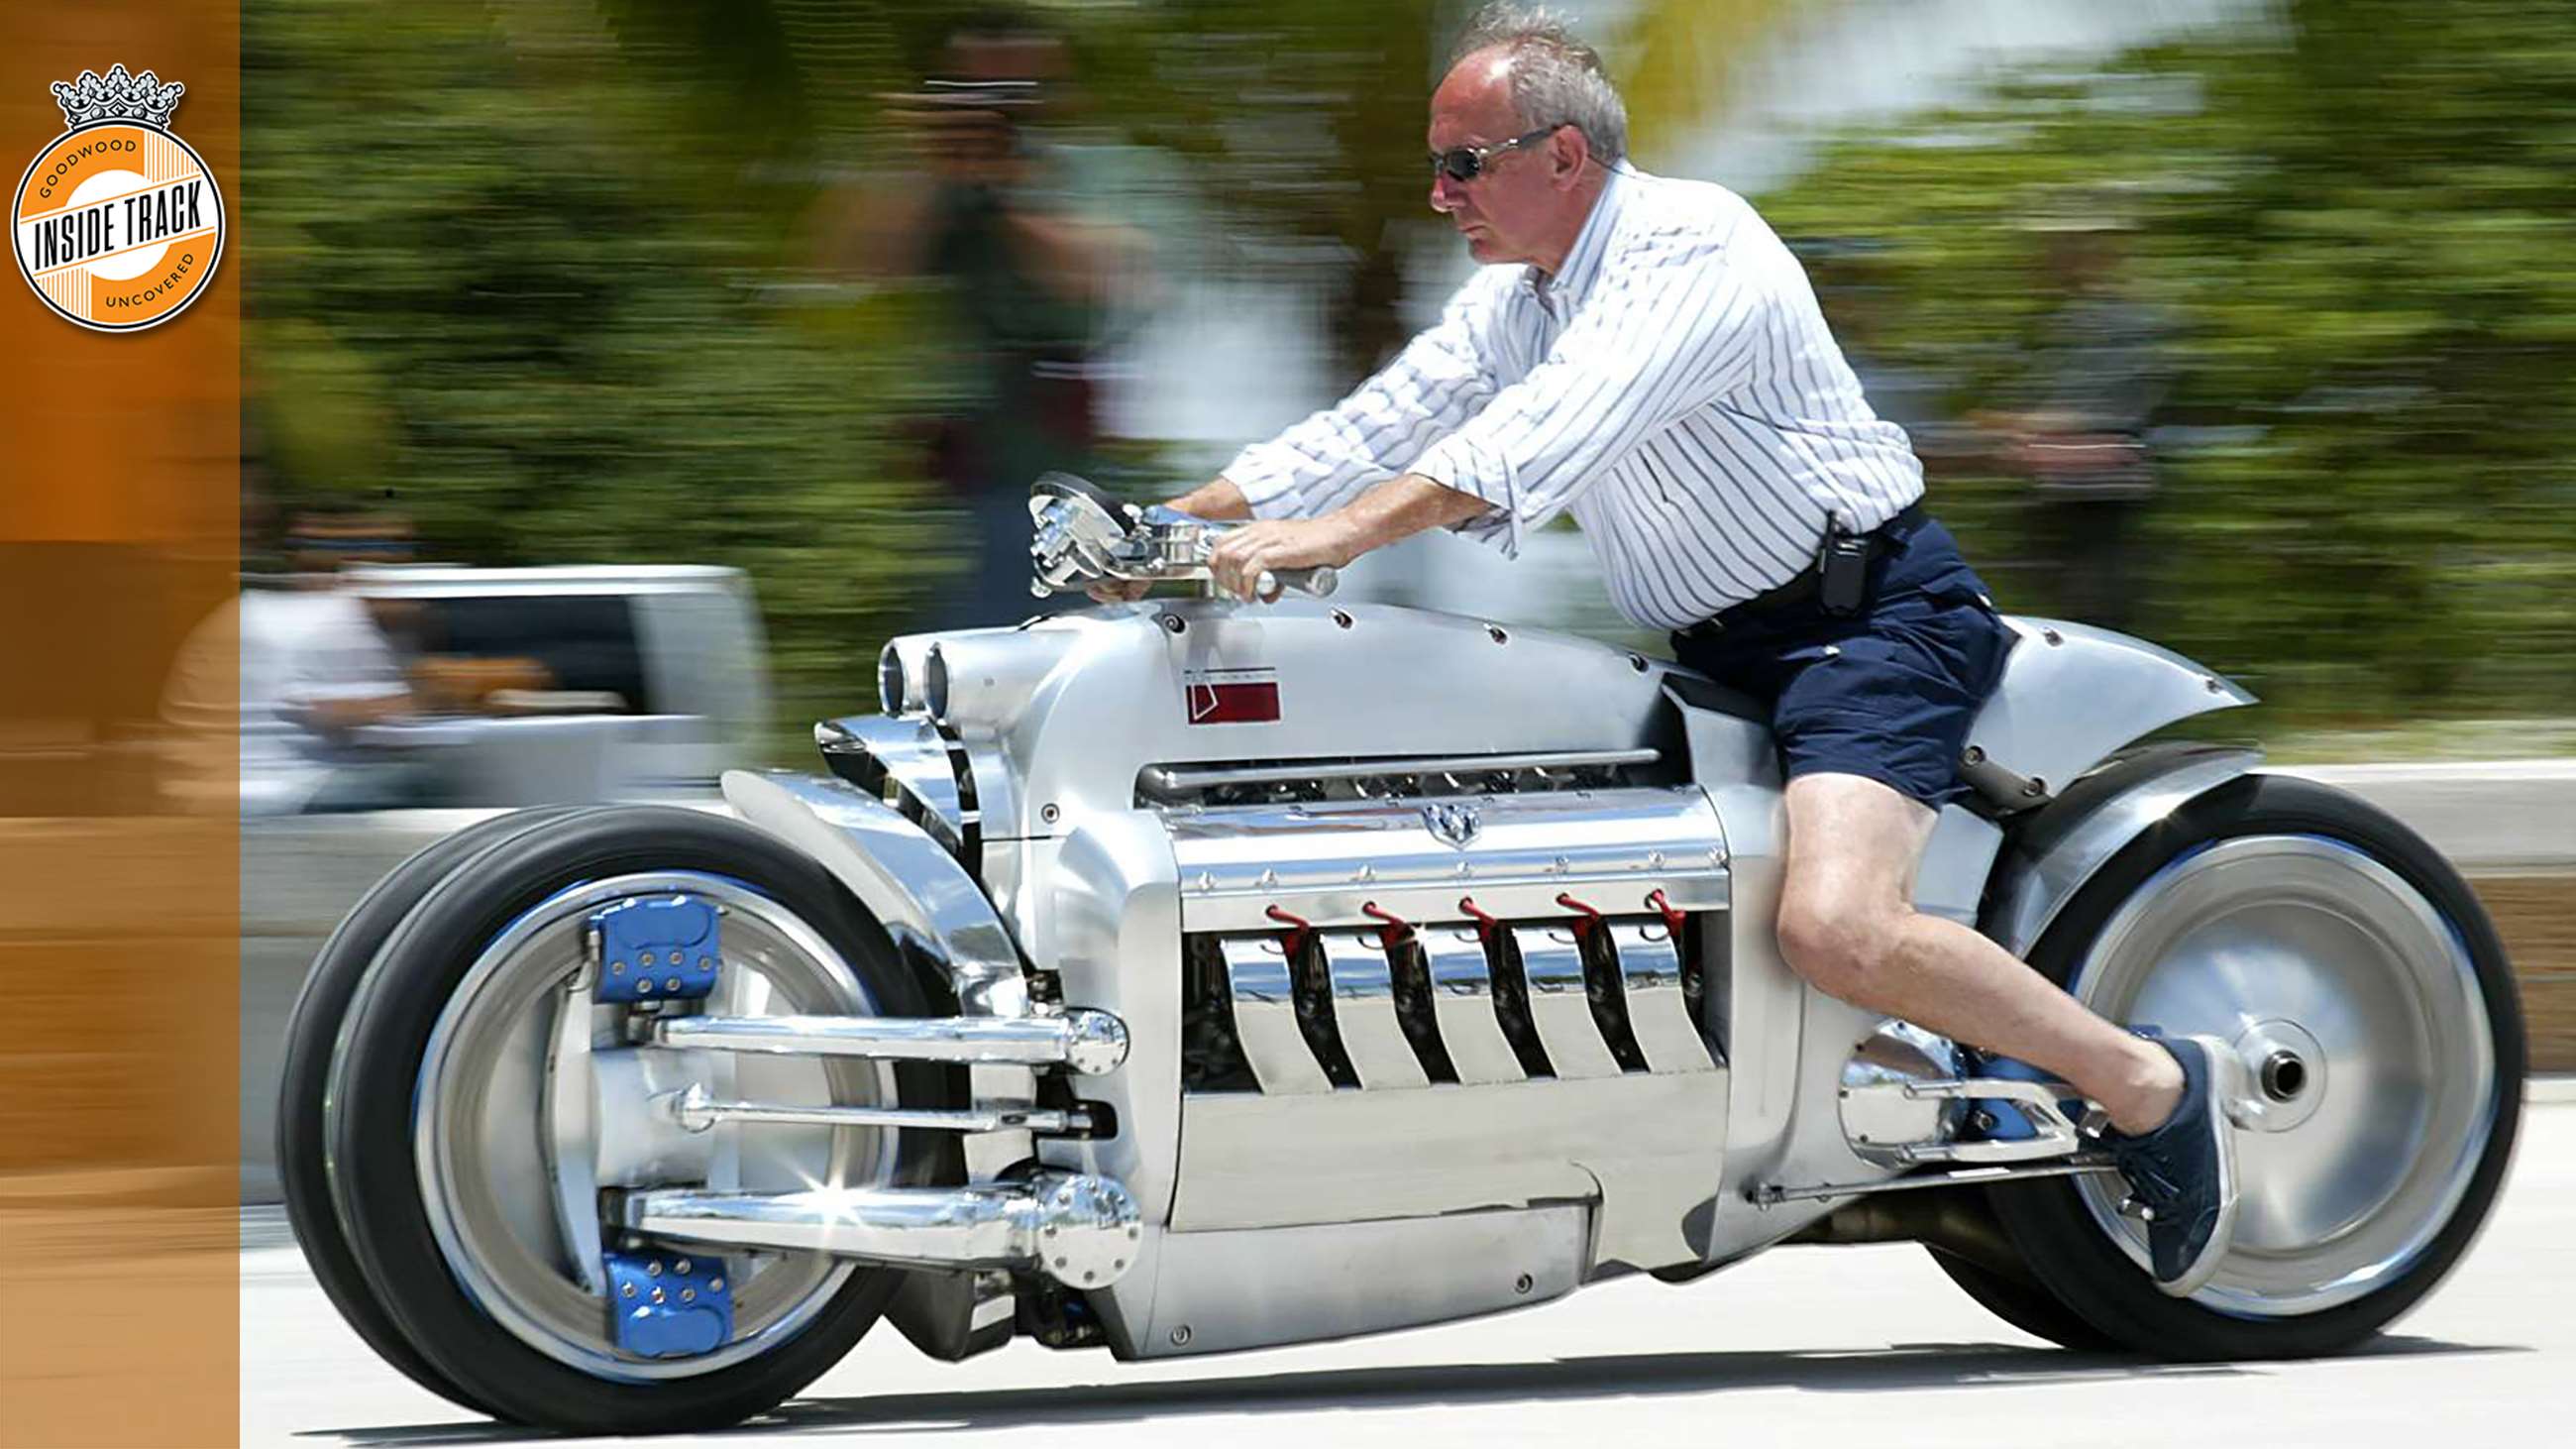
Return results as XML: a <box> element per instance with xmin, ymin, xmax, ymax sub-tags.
<box><xmin>233</xmin><ymin>0</ymin><xmax>2576</xmax><ymax>756</ymax></box>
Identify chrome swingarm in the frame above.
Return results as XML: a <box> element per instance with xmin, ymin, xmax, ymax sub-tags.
<box><xmin>616</xmin><ymin>1172</ymin><xmax>1141</xmax><ymax>1289</ymax></box>
<box><xmin>549</xmin><ymin>894</ymin><xmax>1142</xmax><ymax>1313</ymax></box>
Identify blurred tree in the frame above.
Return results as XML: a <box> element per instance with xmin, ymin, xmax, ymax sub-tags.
<box><xmin>246</xmin><ymin>0</ymin><xmax>950</xmax><ymax>756</ymax></box>
<box><xmin>1759</xmin><ymin>0</ymin><xmax>2576</xmax><ymax>728</ymax></box>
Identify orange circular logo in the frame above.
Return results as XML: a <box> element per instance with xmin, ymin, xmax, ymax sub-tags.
<box><xmin>13</xmin><ymin>65</ymin><xmax>224</xmax><ymax>333</ymax></box>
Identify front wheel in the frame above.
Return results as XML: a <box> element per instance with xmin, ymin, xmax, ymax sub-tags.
<box><xmin>1988</xmin><ymin>774</ymin><xmax>2523</xmax><ymax>1359</ymax></box>
<box><xmin>323</xmin><ymin>807</ymin><xmax>949</xmax><ymax>1433</ymax></box>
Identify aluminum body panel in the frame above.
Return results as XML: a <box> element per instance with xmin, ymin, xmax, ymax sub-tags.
<box><xmin>1983</xmin><ymin>747</ymin><xmax>2264</xmax><ymax>958</ymax></box>
<box><xmin>1215</xmin><ymin>935</ymin><xmax>1334</xmax><ymax>1094</ymax></box>
<box><xmin>1170</xmin><ymin>1073</ymin><xmax>1724</xmax><ymax>1270</ymax></box>
<box><xmin>1507</xmin><ymin>925</ymin><xmax>1625</xmax><ymax>1079</ymax></box>
<box><xmin>1015</xmin><ymin>816</ymin><xmax>1185</xmax><ymax>1351</ymax></box>
<box><xmin>1417</xmin><ymin>924</ymin><xmax>1526</xmax><ymax>1085</ymax></box>
<box><xmin>1914</xmin><ymin>808</ymin><xmax>2004</xmax><ymax>927</ymax></box>
<box><xmin>1132</xmin><ymin>1206</ymin><xmax>1588</xmax><ymax>1359</ymax></box>
<box><xmin>1683</xmin><ymin>774</ymin><xmax>1897</xmax><ymax>1261</ymax></box>
<box><xmin>1315</xmin><ymin>930</ymin><xmax>1431</xmax><ymax>1089</ymax></box>
<box><xmin>914</xmin><ymin>602</ymin><xmax>1686</xmax><ymax>841</ymax></box>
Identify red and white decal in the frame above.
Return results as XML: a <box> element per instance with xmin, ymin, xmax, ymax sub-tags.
<box><xmin>1183</xmin><ymin>667</ymin><xmax>1280</xmax><ymax>724</ymax></box>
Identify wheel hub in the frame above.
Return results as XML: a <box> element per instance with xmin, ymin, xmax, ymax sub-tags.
<box><xmin>2230</xmin><ymin>1018</ymin><xmax>2327</xmax><ymax>1133</ymax></box>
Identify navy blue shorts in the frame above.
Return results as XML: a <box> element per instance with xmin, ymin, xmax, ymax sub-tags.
<box><xmin>1669</xmin><ymin>515</ymin><xmax>2015</xmax><ymax>809</ymax></box>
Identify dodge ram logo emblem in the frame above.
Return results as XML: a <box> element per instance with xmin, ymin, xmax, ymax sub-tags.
<box><xmin>1422</xmin><ymin>802</ymin><xmax>1481</xmax><ymax>848</ymax></box>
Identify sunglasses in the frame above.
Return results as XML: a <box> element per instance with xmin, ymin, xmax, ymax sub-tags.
<box><xmin>1430</xmin><ymin>124</ymin><xmax>1564</xmax><ymax>183</ymax></box>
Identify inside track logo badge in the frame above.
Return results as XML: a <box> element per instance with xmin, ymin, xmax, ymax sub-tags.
<box><xmin>13</xmin><ymin>65</ymin><xmax>225</xmax><ymax>333</ymax></box>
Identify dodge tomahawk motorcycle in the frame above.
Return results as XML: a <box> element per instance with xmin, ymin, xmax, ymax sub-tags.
<box><xmin>280</xmin><ymin>478</ymin><xmax>2524</xmax><ymax>1434</ymax></box>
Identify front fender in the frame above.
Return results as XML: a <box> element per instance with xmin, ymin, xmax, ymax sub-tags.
<box><xmin>720</xmin><ymin>770</ymin><xmax>1029</xmax><ymax>1018</ymax></box>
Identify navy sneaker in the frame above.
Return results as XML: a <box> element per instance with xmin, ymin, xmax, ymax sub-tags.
<box><xmin>2101</xmin><ymin>1033</ymin><xmax>2243</xmax><ymax>1297</ymax></box>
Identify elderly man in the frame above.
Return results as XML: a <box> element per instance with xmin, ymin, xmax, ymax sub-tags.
<box><xmin>1110</xmin><ymin>5</ymin><xmax>2239</xmax><ymax>1294</ymax></box>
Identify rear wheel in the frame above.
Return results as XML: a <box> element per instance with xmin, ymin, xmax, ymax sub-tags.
<box><xmin>324</xmin><ymin>807</ymin><xmax>947</xmax><ymax>1433</ymax></box>
<box><xmin>1924</xmin><ymin>1246</ymin><xmax>2122</xmax><ymax>1352</ymax></box>
<box><xmin>1987</xmin><ymin>775</ymin><xmax>2523</xmax><ymax>1359</ymax></box>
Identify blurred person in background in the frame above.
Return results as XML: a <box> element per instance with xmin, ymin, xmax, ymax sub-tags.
<box><xmin>1103</xmin><ymin>3</ymin><xmax>2241</xmax><ymax>1295</ymax></box>
<box><xmin>1979</xmin><ymin>200</ymin><xmax>2175</xmax><ymax>633</ymax></box>
<box><xmin>162</xmin><ymin>501</ymin><xmax>443</xmax><ymax>817</ymax></box>
<box><xmin>806</xmin><ymin>6</ymin><xmax>1136</xmax><ymax>631</ymax></box>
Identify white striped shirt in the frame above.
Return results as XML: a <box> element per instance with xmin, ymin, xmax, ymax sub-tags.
<box><xmin>1224</xmin><ymin>165</ymin><xmax>1925</xmax><ymax>630</ymax></box>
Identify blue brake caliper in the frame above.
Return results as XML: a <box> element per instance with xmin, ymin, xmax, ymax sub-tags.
<box><xmin>603</xmin><ymin>1251</ymin><xmax>734</xmax><ymax>1359</ymax></box>
<box><xmin>591</xmin><ymin>894</ymin><xmax>722</xmax><ymax>1005</ymax></box>
<box><xmin>590</xmin><ymin>894</ymin><xmax>728</xmax><ymax>1356</ymax></box>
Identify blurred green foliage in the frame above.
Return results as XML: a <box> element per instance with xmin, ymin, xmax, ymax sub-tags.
<box><xmin>246</xmin><ymin>0</ymin><xmax>2576</xmax><ymax>754</ymax></box>
<box><xmin>1760</xmin><ymin>0</ymin><xmax>2576</xmax><ymax>728</ymax></box>
<box><xmin>245</xmin><ymin>0</ymin><xmax>965</xmax><ymax>757</ymax></box>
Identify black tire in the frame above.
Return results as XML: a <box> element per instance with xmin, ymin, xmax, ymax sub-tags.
<box><xmin>1986</xmin><ymin>774</ymin><xmax>2525</xmax><ymax>1360</ymax></box>
<box><xmin>274</xmin><ymin>805</ymin><xmax>590</xmax><ymax>1419</ymax></box>
<box><xmin>1924</xmin><ymin>1247</ymin><xmax>2123</xmax><ymax>1352</ymax></box>
<box><xmin>325</xmin><ymin>806</ymin><xmax>949</xmax><ymax>1434</ymax></box>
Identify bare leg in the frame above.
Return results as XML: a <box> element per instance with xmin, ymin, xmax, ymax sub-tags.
<box><xmin>1774</xmin><ymin>772</ymin><xmax>2183</xmax><ymax>1135</ymax></box>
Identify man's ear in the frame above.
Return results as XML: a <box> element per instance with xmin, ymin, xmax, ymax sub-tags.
<box><xmin>1554</xmin><ymin>128</ymin><xmax>1590</xmax><ymax>186</ymax></box>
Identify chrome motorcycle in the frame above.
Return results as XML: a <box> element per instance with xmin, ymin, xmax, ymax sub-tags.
<box><xmin>278</xmin><ymin>478</ymin><xmax>2523</xmax><ymax>1434</ymax></box>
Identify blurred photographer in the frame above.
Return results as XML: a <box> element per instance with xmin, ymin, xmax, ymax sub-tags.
<box><xmin>807</xmin><ymin>9</ymin><xmax>1137</xmax><ymax>629</ymax></box>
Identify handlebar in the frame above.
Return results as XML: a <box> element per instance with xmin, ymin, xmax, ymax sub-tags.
<box><xmin>1026</xmin><ymin>476</ymin><xmax>1340</xmax><ymax>603</ymax></box>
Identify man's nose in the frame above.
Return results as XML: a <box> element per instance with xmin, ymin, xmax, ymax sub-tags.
<box><xmin>1429</xmin><ymin>171</ymin><xmax>1462</xmax><ymax>213</ymax></box>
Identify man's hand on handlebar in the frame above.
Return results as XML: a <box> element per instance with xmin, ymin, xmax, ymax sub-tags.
<box><xmin>1208</xmin><ymin>516</ymin><xmax>1362</xmax><ymax>604</ymax></box>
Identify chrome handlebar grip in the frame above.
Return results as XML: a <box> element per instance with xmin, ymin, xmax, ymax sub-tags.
<box><xmin>1253</xmin><ymin>566</ymin><xmax>1339</xmax><ymax>602</ymax></box>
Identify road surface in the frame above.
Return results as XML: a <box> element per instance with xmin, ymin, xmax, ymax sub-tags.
<box><xmin>242</xmin><ymin>1099</ymin><xmax>2573</xmax><ymax>1447</ymax></box>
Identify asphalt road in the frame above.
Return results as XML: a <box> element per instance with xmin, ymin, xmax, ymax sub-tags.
<box><xmin>243</xmin><ymin>1101</ymin><xmax>2575</xmax><ymax>1448</ymax></box>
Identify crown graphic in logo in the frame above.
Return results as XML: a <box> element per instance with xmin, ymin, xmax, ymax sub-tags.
<box><xmin>51</xmin><ymin>64</ymin><xmax>186</xmax><ymax>131</ymax></box>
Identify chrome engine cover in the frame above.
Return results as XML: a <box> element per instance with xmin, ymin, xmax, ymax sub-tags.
<box><xmin>807</xmin><ymin>595</ymin><xmax>2257</xmax><ymax>1358</ymax></box>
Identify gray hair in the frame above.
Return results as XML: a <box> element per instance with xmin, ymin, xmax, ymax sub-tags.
<box><xmin>1448</xmin><ymin>4</ymin><xmax>1629</xmax><ymax>167</ymax></box>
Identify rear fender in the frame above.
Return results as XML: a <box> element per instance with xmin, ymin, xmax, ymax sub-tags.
<box><xmin>1979</xmin><ymin>744</ymin><xmax>2263</xmax><ymax>959</ymax></box>
<box><xmin>1968</xmin><ymin>617</ymin><xmax>2253</xmax><ymax>796</ymax></box>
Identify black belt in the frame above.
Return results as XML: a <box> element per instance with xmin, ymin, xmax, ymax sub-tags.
<box><xmin>1681</xmin><ymin>502</ymin><xmax>1926</xmax><ymax>637</ymax></box>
